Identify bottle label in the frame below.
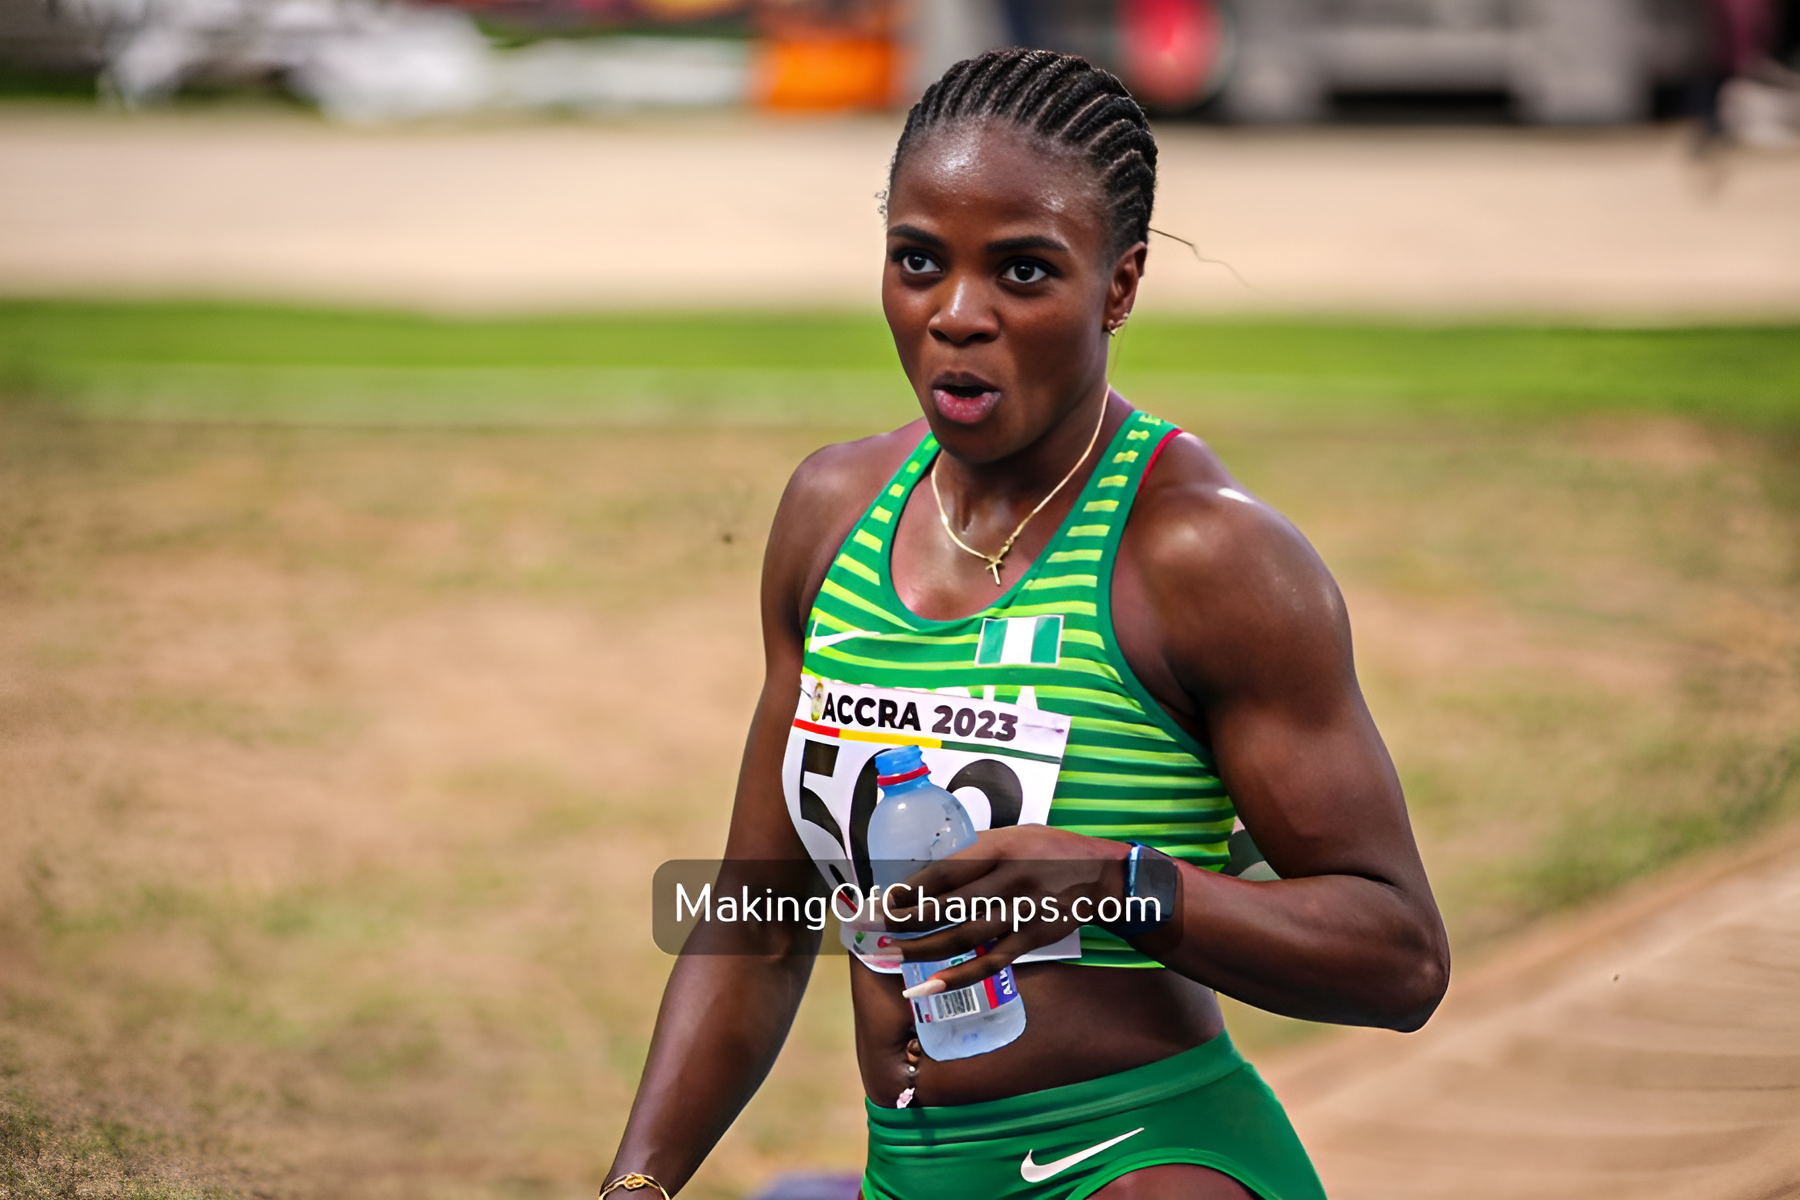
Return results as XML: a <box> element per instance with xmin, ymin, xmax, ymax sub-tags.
<box><xmin>905</xmin><ymin>947</ymin><xmax>1021</xmax><ymax>1024</ymax></box>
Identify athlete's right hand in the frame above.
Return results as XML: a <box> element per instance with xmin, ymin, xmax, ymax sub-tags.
<box><xmin>879</xmin><ymin>825</ymin><xmax>1136</xmax><ymax>995</ymax></box>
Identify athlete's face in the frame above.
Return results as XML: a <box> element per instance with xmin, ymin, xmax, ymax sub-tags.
<box><xmin>882</xmin><ymin>123</ymin><xmax>1145</xmax><ymax>464</ymax></box>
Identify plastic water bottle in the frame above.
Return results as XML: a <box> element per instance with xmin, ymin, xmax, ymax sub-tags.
<box><xmin>868</xmin><ymin>744</ymin><xmax>1026</xmax><ymax>1061</ymax></box>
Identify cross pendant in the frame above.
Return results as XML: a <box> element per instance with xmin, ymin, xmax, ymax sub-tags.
<box><xmin>986</xmin><ymin>558</ymin><xmax>1005</xmax><ymax>586</ymax></box>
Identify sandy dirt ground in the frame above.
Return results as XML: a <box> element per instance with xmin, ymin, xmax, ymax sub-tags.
<box><xmin>2</xmin><ymin>106</ymin><xmax>1799</xmax><ymax>316</ymax></box>
<box><xmin>2</xmin><ymin>407</ymin><xmax>1795</xmax><ymax>1198</ymax></box>
<box><xmin>1271</xmin><ymin>821</ymin><xmax>1800</xmax><ymax>1200</ymax></box>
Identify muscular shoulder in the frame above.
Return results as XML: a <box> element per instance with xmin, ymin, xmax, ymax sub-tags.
<box><xmin>1119</xmin><ymin>431</ymin><xmax>1352</xmax><ymax>710</ymax></box>
<box><xmin>764</xmin><ymin>419</ymin><xmax>928</xmax><ymax>635</ymax></box>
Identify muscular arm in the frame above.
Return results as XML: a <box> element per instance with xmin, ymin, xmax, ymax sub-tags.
<box><xmin>601</xmin><ymin>691</ymin><xmax>817</xmax><ymax>1193</ymax></box>
<box><xmin>1117</xmin><ymin>435</ymin><xmax>1449</xmax><ymax>1030</ymax></box>
<box><xmin>605</xmin><ymin>432</ymin><xmax>917</xmax><ymax>1192</ymax></box>
<box><xmin>894</xmin><ymin>433</ymin><xmax>1448</xmax><ymax>1033</ymax></box>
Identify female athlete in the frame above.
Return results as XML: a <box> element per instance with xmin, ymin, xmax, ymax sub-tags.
<box><xmin>603</xmin><ymin>48</ymin><xmax>1449</xmax><ymax>1200</ymax></box>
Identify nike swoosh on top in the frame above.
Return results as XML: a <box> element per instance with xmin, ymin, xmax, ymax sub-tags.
<box><xmin>1019</xmin><ymin>1127</ymin><xmax>1146</xmax><ymax>1183</ymax></box>
<box><xmin>808</xmin><ymin>629</ymin><xmax>881</xmax><ymax>652</ymax></box>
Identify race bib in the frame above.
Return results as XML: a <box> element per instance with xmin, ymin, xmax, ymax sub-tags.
<box><xmin>781</xmin><ymin>674</ymin><xmax>1081</xmax><ymax>971</ymax></box>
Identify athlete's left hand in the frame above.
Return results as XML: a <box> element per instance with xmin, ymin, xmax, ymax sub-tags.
<box><xmin>878</xmin><ymin>825</ymin><xmax>1139</xmax><ymax>995</ymax></box>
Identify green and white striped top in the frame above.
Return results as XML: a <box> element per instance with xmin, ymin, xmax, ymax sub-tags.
<box><xmin>796</xmin><ymin>409</ymin><xmax>1236</xmax><ymax>969</ymax></box>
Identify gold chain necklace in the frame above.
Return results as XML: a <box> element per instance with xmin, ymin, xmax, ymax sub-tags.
<box><xmin>930</xmin><ymin>396</ymin><xmax>1109</xmax><ymax>587</ymax></box>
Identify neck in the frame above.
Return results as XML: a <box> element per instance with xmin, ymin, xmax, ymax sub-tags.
<box><xmin>936</xmin><ymin>384</ymin><xmax>1115</xmax><ymax>511</ymax></box>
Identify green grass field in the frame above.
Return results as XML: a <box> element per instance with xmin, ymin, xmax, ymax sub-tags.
<box><xmin>5</xmin><ymin>300</ymin><xmax>1797</xmax><ymax>428</ymax></box>
<box><xmin>2</xmin><ymin>301</ymin><xmax>1797</xmax><ymax>1199</ymax></box>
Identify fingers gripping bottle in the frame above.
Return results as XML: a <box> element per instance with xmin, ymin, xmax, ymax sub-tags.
<box><xmin>868</xmin><ymin>745</ymin><xmax>1026</xmax><ymax>1061</ymax></box>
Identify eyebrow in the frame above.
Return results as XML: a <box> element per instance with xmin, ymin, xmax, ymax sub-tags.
<box><xmin>985</xmin><ymin>235</ymin><xmax>1069</xmax><ymax>255</ymax></box>
<box><xmin>887</xmin><ymin>224</ymin><xmax>945</xmax><ymax>247</ymax></box>
<box><xmin>885</xmin><ymin>227</ymin><xmax>1071</xmax><ymax>256</ymax></box>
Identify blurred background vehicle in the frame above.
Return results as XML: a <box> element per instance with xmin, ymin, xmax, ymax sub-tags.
<box><xmin>1212</xmin><ymin>0</ymin><xmax>1704</xmax><ymax>125</ymax></box>
<box><xmin>965</xmin><ymin>0</ymin><xmax>1800</xmax><ymax>126</ymax></box>
<box><xmin>2</xmin><ymin>0</ymin><xmax>1796</xmax><ymax>129</ymax></box>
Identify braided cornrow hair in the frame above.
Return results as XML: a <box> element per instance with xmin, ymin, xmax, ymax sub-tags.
<box><xmin>889</xmin><ymin>48</ymin><xmax>1158</xmax><ymax>258</ymax></box>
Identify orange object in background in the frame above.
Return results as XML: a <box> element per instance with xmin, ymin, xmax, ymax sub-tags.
<box><xmin>636</xmin><ymin>0</ymin><xmax>746</xmax><ymax>15</ymax></box>
<box><xmin>754</xmin><ymin>35</ymin><xmax>897</xmax><ymax>110</ymax></box>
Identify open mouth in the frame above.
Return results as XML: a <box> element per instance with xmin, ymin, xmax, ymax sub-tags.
<box><xmin>931</xmin><ymin>377</ymin><xmax>1002</xmax><ymax>425</ymax></box>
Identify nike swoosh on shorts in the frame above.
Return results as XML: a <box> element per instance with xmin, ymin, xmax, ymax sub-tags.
<box><xmin>1019</xmin><ymin>1127</ymin><xmax>1146</xmax><ymax>1183</ymax></box>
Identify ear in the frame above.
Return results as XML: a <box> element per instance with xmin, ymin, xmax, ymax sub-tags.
<box><xmin>1104</xmin><ymin>241</ymin><xmax>1149</xmax><ymax>331</ymax></box>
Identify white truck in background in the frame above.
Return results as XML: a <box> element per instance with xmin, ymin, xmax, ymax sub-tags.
<box><xmin>919</xmin><ymin>0</ymin><xmax>1716</xmax><ymax>124</ymax></box>
<box><xmin>1220</xmin><ymin>0</ymin><xmax>1709</xmax><ymax>124</ymax></box>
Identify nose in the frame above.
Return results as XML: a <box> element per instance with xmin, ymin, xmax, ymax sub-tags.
<box><xmin>927</xmin><ymin>274</ymin><xmax>997</xmax><ymax>346</ymax></box>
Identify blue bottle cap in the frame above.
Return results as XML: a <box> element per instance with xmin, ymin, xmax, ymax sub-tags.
<box><xmin>873</xmin><ymin>744</ymin><xmax>926</xmax><ymax>784</ymax></box>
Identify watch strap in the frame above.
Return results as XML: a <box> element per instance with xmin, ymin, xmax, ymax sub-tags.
<box><xmin>1105</xmin><ymin>842</ymin><xmax>1178</xmax><ymax>939</ymax></box>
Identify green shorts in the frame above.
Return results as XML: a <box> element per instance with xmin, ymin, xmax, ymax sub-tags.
<box><xmin>862</xmin><ymin>1033</ymin><xmax>1325</xmax><ymax>1200</ymax></box>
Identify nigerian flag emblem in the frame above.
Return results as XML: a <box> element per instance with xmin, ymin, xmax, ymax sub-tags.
<box><xmin>975</xmin><ymin>615</ymin><xmax>1063</xmax><ymax>667</ymax></box>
